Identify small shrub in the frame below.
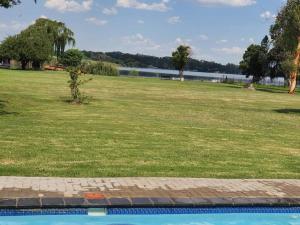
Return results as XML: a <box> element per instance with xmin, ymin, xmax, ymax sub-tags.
<box><xmin>60</xmin><ymin>49</ymin><xmax>92</xmax><ymax>104</ymax></box>
<box><xmin>68</xmin><ymin>67</ymin><xmax>92</xmax><ymax>104</ymax></box>
<box><xmin>81</xmin><ymin>60</ymin><xmax>119</xmax><ymax>76</ymax></box>
<box><xmin>59</xmin><ymin>49</ymin><xmax>83</xmax><ymax>67</ymax></box>
<box><xmin>129</xmin><ymin>70</ymin><xmax>139</xmax><ymax>76</ymax></box>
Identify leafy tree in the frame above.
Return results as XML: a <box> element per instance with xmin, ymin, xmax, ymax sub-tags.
<box><xmin>261</xmin><ymin>35</ymin><xmax>270</xmax><ymax>50</ymax></box>
<box><xmin>30</xmin><ymin>18</ymin><xmax>75</xmax><ymax>57</ymax></box>
<box><xmin>54</xmin><ymin>25</ymin><xmax>75</xmax><ymax>57</ymax></box>
<box><xmin>59</xmin><ymin>49</ymin><xmax>83</xmax><ymax>67</ymax></box>
<box><xmin>60</xmin><ymin>49</ymin><xmax>91</xmax><ymax>103</ymax></box>
<box><xmin>20</xmin><ymin>28</ymin><xmax>53</xmax><ymax>69</ymax></box>
<box><xmin>0</xmin><ymin>0</ymin><xmax>20</xmax><ymax>7</ymax></box>
<box><xmin>0</xmin><ymin>18</ymin><xmax>75</xmax><ymax>69</ymax></box>
<box><xmin>0</xmin><ymin>0</ymin><xmax>36</xmax><ymax>8</ymax></box>
<box><xmin>240</xmin><ymin>36</ymin><xmax>269</xmax><ymax>87</ymax></box>
<box><xmin>172</xmin><ymin>45</ymin><xmax>191</xmax><ymax>81</ymax></box>
<box><xmin>267</xmin><ymin>44</ymin><xmax>286</xmax><ymax>81</ymax></box>
<box><xmin>0</xmin><ymin>36</ymin><xmax>18</xmax><ymax>61</ymax></box>
<box><xmin>270</xmin><ymin>0</ymin><xmax>300</xmax><ymax>94</ymax></box>
<box><xmin>129</xmin><ymin>70</ymin><xmax>139</xmax><ymax>76</ymax></box>
<box><xmin>0</xmin><ymin>27</ymin><xmax>53</xmax><ymax>69</ymax></box>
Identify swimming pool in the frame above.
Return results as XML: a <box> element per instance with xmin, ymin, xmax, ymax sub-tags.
<box><xmin>0</xmin><ymin>208</ymin><xmax>300</xmax><ymax>225</ymax></box>
<box><xmin>1</xmin><ymin>213</ymin><xmax>300</xmax><ymax>225</ymax></box>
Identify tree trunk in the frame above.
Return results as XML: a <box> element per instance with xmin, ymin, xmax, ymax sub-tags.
<box><xmin>289</xmin><ymin>37</ymin><xmax>300</xmax><ymax>94</ymax></box>
<box><xmin>32</xmin><ymin>61</ymin><xmax>41</xmax><ymax>70</ymax></box>
<box><xmin>21</xmin><ymin>61</ymin><xmax>27</xmax><ymax>70</ymax></box>
<box><xmin>179</xmin><ymin>69</ymin><xmax>184</xmax><ymax>82</ymax></box>
<box><xmin>246</xmin><ymin>82</ymin><xmax>255</xmax><ymax>90</ymax></box>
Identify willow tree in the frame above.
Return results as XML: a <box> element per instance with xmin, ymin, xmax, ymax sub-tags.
<box><xmin>0</xmin><ymin>18</ymin><xmax>75</xmax><ymax>69</ymax></box>
<box><xmin>172</xmin><ymin>45</ymin><xmax>191</xmax><ymax>82</ymax></box>
<box><xmin>271</xmin><ymin>0</ymin><xmax>300</xmax><ymax>94</ymax></box>
<box><xmin>54</xmin><ymin>24</ymin><xmax>76</xmax><ymax>57</ymax></box>
<box><xmin>33</xmin><ymin>18</ymin><xmax>75</xmax><ymax>57</ymax></box>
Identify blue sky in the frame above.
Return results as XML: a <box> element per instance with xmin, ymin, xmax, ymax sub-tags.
<box><xmin>0</xmin><ymin>0</ymin><xmax>285</xmax><ymax>64</ymax></box>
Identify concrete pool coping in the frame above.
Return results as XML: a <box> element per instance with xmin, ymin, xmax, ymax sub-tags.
<box><xmin>1</xmin><ymin>177</ymin><xmax>300</xmax><ymax>209</ymax></box>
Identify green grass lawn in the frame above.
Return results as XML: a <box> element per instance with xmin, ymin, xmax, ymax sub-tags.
<box><xmin>0</xmin><ymin>69</ymin><xmax>300</xmax><ymax>178</ymax></box>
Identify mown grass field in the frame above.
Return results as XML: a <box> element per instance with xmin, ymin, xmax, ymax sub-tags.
<box><xmin>0</xmin><ymin>69</ymin><xmax>300</xmax><ymax>178</ymax></box>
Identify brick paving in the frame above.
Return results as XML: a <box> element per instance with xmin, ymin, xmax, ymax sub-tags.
<box><xmin>1</xmin><ymin>177</ymin><xmax>300</xmax><ymax>199</ymax></box>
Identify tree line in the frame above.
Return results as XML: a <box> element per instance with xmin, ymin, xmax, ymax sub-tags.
<box><xmin>0</xmin><ymin>18</ymin><xmax>75</xmax><ymax>70</ymax></box>
<box><xmin>240</xmin><ymin>0</ymin><xmax>300</xmax><ymax>93</ymax></box>
<box><xmin>2</xmin><ymin>0</ymin><xmax>300</xmax><ymax>94</ymax></box>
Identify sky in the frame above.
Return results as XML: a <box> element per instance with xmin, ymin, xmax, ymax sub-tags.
<box><xmin>0</xmin><ymin>0</ymin><xmax>285</xmax><ymax>64</ymax></box>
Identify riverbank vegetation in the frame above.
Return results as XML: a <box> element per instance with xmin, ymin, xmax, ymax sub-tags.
<box><xmin>82</xmin><ymin>51</ymin><xmax>241</xmax><ymax>75</ymax></box>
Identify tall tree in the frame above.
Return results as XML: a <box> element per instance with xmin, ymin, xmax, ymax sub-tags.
<box><xmin>54</xmin><ymin>23</ymin><xmax>75</xmax><ymax>57</ymax></box>
<box><xmin>32</xmin><ymin>18</ymin><xmax>75</xmax><ymax>57</ymax></box>
<box><xmin>270</xmin><ymin>0</ymin><xmax>300</xmax><ymax>94</ymax></box>
<box><xmin>267</xmin><ymin>44</ymin><xmax>286</xmax><ymax>81</ymax></box>
<box><xmin>240</xmin><ymin>36</ymin><xmax>269</xmax><ymax>87</ymax></box>
<box><xmin>0</xmin><ymin>18</ymin><xmax>75</xmax><ymax>69</ymax></box>
<box><xmin>13</xmin><ymin>30</ymin><xmax>52</xmax><ymax>69</ymax></box>
<box><xmin>172</xmin><ymin>45</ymin><xmax>191</xmax><ymax>81</ymax></box>
<box><xmin>0</xmin><ymin>36</ymin><xmax>18</xmax><ymax>62</ymax></box>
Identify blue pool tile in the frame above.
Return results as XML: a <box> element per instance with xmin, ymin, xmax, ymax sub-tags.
<box><xmin>1</xmin><ymin>207</ymin><xmax>300</xmax><ymax>217</ymax></box>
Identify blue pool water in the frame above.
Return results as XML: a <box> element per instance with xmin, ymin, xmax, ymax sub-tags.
<box><xmin>1</xmin><ymin>212</ymin><xmax>300</xmax><ymax>225</ymax></box>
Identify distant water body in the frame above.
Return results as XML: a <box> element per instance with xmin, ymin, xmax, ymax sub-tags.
<box><xmin>119</xmin><ymin>67</ymin><xmax>285</xmax><ymax>86</ymax></box>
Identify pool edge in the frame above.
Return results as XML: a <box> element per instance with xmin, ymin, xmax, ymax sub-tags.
<box><xmin>1</xmin><ymin>197</ymin><xmax>300</xmax><ymax>209</ymax></box>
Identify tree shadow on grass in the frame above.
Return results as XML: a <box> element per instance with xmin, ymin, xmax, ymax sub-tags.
<box><xmin>59</xmin><ymin>96</ymin><xmax>91</xmax><ymax>105</ymax></box>
<box><xmin>274</xmin><ymin>109</ymin><xmax>300</xmax><ymax>114</ymax></box>
<box><xmin>222</xmin><ymin>84</ymin><xmax>244</xmax><ymax>89</ymax></box>
<box><xmin>0</xmin><ymin>100</ymin><xmax>18</xmax><ymax>116</ymax></box>
<box><xmin>256</xmin><ymin>87</ymin><xmax>288</xmax><ymax>94</ymax></box>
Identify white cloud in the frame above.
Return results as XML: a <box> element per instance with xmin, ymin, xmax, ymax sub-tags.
<box><xmin>103</xmin><ymin>7</ymin><xmax>118</xmax><ymax>15</ymax></box>
<box><xmin>212</xmin><ymin>46</ymin><xmax>244</xmax><ymax>54</ymax></box>
<box><xmin>216</xmin><ymin>39</ymin><xmax>228</xmax><ymax>44</ymax></box>
<box><xmin>196</xmin><ymin>0</ymin><xmax>256</xmax><ymax>7</ymax></box>
<box><xmin>116</xmin><ymin>0</ymin><xmax>170</xmax><ymax>12</ymax></box>
<box><xmin>85</xmin><ymin>17</ymin><xmax>107</xmax><ymax>26</ymax></box>
<box><xmin>137</xmin><ymin>20</ymin><xmax>145</xmax><ymax>24</ymax></box>
<box><xmin>199</xmin><ymin>34</ymin><xmax>208</xmax><ymax>40</ymax></box>
<box><xmin>122</xmin><ymin>33</ymin><xmax>160</xmax><ymax>51</ymax></box>
<box><xmin>240</xmin><ymin>37</ymin><xmax>255</xmax><ymax>43</ymax></box>
<box><xmin>175</xmin><ymin>37</ymin><xmax>192</xmax><ymax>44</ymax></box>
<box><xmin>167</xmin><ymin>16</ymin><xmax>181</xmax><ymax>24</ymax></box>
<box><xmin>260</xmin><ymin>11</ymin><xmax>276</xmax><ymax>20</ymax></box>
<box><xmin>0</xmin><ymin>21</ymin><xmax>26</xmax><ymax>31</ymax></box>
<box><xmin>45</xmin><ymin>0</ymin><xmax>93</xmax><ymax>12</ymax></box>
<box><xmin>248</xmin><ymin>37</ymin><xmax>255</xmax><ymax>43</ymax></box>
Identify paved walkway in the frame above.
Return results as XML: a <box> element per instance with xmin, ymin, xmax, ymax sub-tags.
<box><xmin>1</xmin><ymin>177</ymin><xmax>300</xmax><ymax>199</ymax></box>
<box><xmin>2</xmin><ymin>177</ymin><xmax>300</xmax><ymax>208</ymax></box>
